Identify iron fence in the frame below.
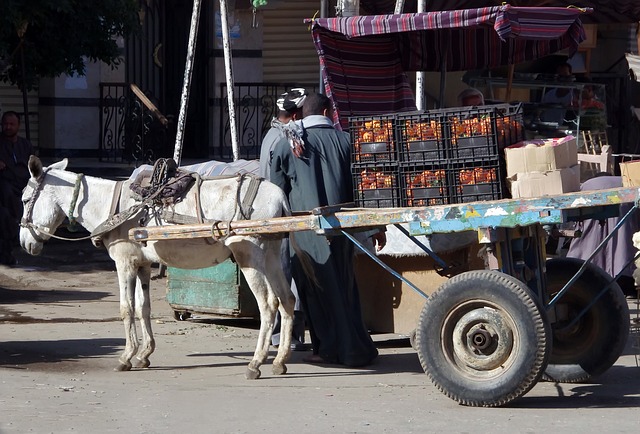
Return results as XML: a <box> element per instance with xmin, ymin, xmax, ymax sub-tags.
<box><xmin>99</xmin><ymin>82</ymin><xmax>171</xmax><ymax>164</ymax></box>
<box><xmin>216</xmin><ymin>82</ymin><xmax>319</xmax><ymax>160</ymax></box>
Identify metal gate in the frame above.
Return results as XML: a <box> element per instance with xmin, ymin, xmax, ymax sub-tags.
<box><xmin>100</xmin><ymin>0</ymin><xmax>210</xmax><ymax>163</ymax></box>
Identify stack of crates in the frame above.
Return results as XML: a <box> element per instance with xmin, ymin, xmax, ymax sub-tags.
<box><xmin>350</xmin><ymin>104</ymin><xmax>524</xmax><ymax>208</ymax></box>
<box><xmin>396</xmin><ymin>112</ymin><xmax>449</xmax><ymax>207</ymax></box>
<box><xmin>443</xmin><ymin>104</ymin><xmax>523</xmax><ymax>203</ymax></box>
<box><xmin>350</xmin><ymin>115</ymin><xmax>401</xmax><ymax>208</ymax></box>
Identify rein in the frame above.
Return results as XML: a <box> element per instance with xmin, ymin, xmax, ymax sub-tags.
<box><xmin>67</xmin><ymin>173</ymin><xmax>84</xmax><ymax>230</ymax></box>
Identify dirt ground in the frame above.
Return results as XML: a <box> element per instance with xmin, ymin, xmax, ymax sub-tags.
<box><xmin>2</xmin><ymin>233</ymin><xmax>640</xmax><ymax>434</ymax></box>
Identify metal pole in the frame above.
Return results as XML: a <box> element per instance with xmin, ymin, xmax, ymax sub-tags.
<box><xmin>220</xmin><ymin>0</ymin><xmax>240</xmax><ymax>161</ymax></box>
<box><xmin>438</xmin><ymin>34</ymin><xmax>451</xmax><ymax>108</ymax></box>
<box><xmin>319</xmin><ymin>0</ymin><xmax>329</xmax><ymax>93</ymax></box>
<box><xmin>173</xmin><ymin>0</ymin><xmax>202</xmax><ymax>166</ymax></box>
<box><xmin>415</xmin><ymin>0</ymin><xmax>426</xmax><ymax>111</ymax></box>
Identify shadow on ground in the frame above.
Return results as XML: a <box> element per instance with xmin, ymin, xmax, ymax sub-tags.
<box><xmin>0</xmin><ymin>337</ymin><xmax>124</xmax><ymax>370</ymax></box>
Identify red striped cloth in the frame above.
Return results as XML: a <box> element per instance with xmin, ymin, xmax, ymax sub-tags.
<box><xmin>309</xmin><ymin>5</ymin><xmax>591</xmax><ymax>129</ymax></box>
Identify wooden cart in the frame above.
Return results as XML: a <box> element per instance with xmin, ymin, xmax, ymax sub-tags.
<box><xmin>129</xmin><ymin>187</ymin><xmax>638</xmax><ymax>407</ymax></box>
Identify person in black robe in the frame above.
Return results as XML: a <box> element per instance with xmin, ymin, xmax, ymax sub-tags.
<box><xmin>0</xmin><ymin>111</ymin><xmax>34</xmax><ymax>265</ymax></box>
<box><xmin>566</xmin><ymin>174</ymin><xmax>640</xmax><ymax>297</ymax></box>
<box><xmin>269</xmin><ymin>93</ymin><xmax>384</xmax><ymax>367</ymax></box>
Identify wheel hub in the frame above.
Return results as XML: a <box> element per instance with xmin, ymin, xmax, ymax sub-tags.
<box><xmin>451</xmin><ymin>307</ymin><xmax>515</xmax><ymax>371</ymax></box>
<box><xmin>468</xmin><ymin>325</ymin><xmax>495</xmax><ymax>351</ymax></box>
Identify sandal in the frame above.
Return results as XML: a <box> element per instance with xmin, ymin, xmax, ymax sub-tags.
<box><xmin>303</xmin><ymin>354</ymin><xmax>335</xmax><ymax>365</ymax></box>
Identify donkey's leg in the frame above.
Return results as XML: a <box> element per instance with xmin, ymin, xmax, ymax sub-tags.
<box><xmin>115</xmin><ymin>263</ymin><xmax>139</xmax><ymax>371</ymax></box>
<box><xmin>240</xmin><ymin>268</ymin><xmax>277</xmax><ymax>380</ymax></box>
<box><xmin>133</xmin><ymin>265</ymin><xmax>155</xmax><ymax>368</ymax></box>
<box><xmin>265</xmin><ymin>239</ymin><xmax>295</xmax><ymax>375</ymax></box>
<box><xmin>231</xmin><ymin>238</ymin><xmax>295</xmax><ymax>378</ymax></box>
<box><xmin>229</xmin><ymin>238</ymin><xmax>281</xmax><ymax>379</ymax></box>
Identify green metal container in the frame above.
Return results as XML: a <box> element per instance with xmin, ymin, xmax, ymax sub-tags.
<box><xmin>166</xmin><ymin>259</ymin><xmax>258</xmax><ymax>320</ymax></box>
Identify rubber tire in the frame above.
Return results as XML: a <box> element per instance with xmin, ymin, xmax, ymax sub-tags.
<box><xmin>173</xmin><ymin>310</ymin><xmax>191</xmax><ymax>321</ymax></box>
<box><xmin>416</xmin><ymin>270</ymin><xmax>550</xmax><ymax>407</ymax></box>
<box><xmin>409</xmin><ymin>329</ymin><xmax>417</xmax><ymax>351</ymax></box>
<box><xmin>543</xmin><ymin>258</ymin><xmax>630</xmax><ymax>383</ymax></box>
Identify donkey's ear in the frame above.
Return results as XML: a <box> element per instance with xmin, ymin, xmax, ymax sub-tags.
<box><xmin>28</xmin><ymin>155</ymin><xmax>43</xmax><ymax>178</ymax></box>
<box><xmin>49</xmin><ymin>158</ymin><xmax>68</xmax><ymax>171</ymax></box>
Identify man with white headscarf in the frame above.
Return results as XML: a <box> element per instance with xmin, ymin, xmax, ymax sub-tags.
<box><xmin>259</xmin><ymin>88</ymin><xmax>307</xmax><ymax>350</ymax></box>
<box><xmin>259</xmin><ymin>88</ymin><xmax>306</xmax><ymax>178</ymax></box>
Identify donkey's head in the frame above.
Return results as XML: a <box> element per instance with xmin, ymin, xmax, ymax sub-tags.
<box><xmin>20</xmin><ymin>156</ymin><xmax>70</xmax><ymax>255</ymax></box>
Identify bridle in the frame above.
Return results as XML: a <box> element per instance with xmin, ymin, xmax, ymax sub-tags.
<box><xmin>20</xmin><ymin>169</ymin><xmax>92</xmax><ymax>242</ymax></box>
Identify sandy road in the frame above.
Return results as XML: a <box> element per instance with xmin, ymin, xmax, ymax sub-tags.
<box><xmin>1</xmin><ymin>237</ymin><xmax>640</xmax><ymax>433</ymax></box>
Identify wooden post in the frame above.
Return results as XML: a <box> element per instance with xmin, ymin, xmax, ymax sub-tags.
<box><xmin>173</xmin><ymin>0</ymin><xmax>202</xmax><ymax>166</ymax></box>
<box><xmin>506</xmin><ymin>64</ymin><xmax>515</xmax><ymax>102</ymax></box>
<box><xmin>220</xmin><ymin>0</ymin><xmax>240</xmax><ymax>161</ymax></box>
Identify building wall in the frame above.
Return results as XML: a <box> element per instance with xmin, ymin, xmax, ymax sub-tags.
<box><xmin>262</xmin><ymin>0</ymin><xmax>324</xmax><ymax>83</ymax></box>
<box><xmin>38</xmin><ymin>42</ymin><xmax>125</xmax><ymax>159</ymax></box>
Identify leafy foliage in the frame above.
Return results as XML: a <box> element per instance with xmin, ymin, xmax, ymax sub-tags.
<box><xmin>0</xmin><ymin>0</ymin><xmax>140</xmax><ymax>90</ymax></box>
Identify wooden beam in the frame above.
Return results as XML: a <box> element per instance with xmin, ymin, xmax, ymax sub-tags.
<box><xmin>130</xmin><ymin>84</ymin><xmax>169</xmax><ymax>126</ymax></box>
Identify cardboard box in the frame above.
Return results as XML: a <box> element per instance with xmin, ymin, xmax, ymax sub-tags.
<box><xmin>505</xmin><ymin>136</ymin><xmax>577</xmax><ymax>178</ymax></box>
<box><xmin>620</xmin><ymin>160</ymin><xmax>640</xmax><ymax>187</ymax></box>
<box><xmin>509</xmin><ymin>165</ymin><xmax>580</xmax><ymax>198</ymax></box>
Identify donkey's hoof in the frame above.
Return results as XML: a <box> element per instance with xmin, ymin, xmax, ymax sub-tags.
<box><xmin>133</xmin><ymin>357</ymin><xmax>150</xmax><ymax>369</ymax></box>
<box><xmin>114</xmin><ymin>362</ymin><xmax>132</xmax><ymax>372</ymax></box>
<box><xmin>272</xmin><ymin>364</ymin><xmax>287</xmax><ymax>376</ymax></box>
<box><xmin>245</xmin><ymin>367</ymin><xmax>261</xmax><ymax>380</ymax></box>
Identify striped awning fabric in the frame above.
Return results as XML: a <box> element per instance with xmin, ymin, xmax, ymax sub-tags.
<box><xmin>309</xmin><ymin>5</ymin><xmax>591</xmax><ymax>128</ymax></box>
<box><xmin>362</xmin><ymin>1</ymin><xmax>640</xmax><ymax>24</ymax></box>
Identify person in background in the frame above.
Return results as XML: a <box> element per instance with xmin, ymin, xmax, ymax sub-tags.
<box><xmin>575</xmin><ymin>84</ymin><xmax>605</xmax><ymax>110</ymax></box>
<box><xmin>0</xmin><ymin>111</ymin><xmax>34</xmax><ymax>265</ymax></box>
<box><xmin>540</xmin><ymin>62</ymin><xmax>575</xmax><ymax>125</ymax></box>
<box><xmin>259</xmin><ymin>88</ymin><xmax>307</xmax><ymax>350</ymax></box>
<box><xmin>270</xmin><ymin>92</ymin><xmax>385</xmax><ymax>367</ymax></box>
<box><xmin>457</xmin><ymin>88</ymin><xmax>485</xmax><ymax>107</ymax></box>
<box><xmin>567</xmin><ymin>173</ymin><xmax>640</xmax><ymax>299</ymax></box>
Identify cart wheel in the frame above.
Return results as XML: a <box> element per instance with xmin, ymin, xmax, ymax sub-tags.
<box><xmin>416</xmin><ymin>270</ymin><xmax>550</xmax><ymax>407</ymax></box>
<box><xmin>409</xmin><ymin>329</ymin><xmax>417</xmax><ymax>350</ymax></box>
<box><xmin>543</xmin><ymin>258</ymin><xmax>630</xmax><ymax>383</ymax></box>
<box><xmin>173</xmin><ymin>310</ymin><xmax>191</xmax><ymax>321</ymax></box>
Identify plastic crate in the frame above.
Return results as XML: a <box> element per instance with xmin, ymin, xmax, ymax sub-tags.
<box><xmin>443</xmin><ymin>104</ymin><xmax>524</xmax><ymax>160</ymax></box>
<box><xmin>352</xmin><ymin>163</ymin><xmax>400</xmax><ymax>208</ymax></box>
<box><xmin>349</xmin><ymin>115</ymin><xmax>397</xmax><ymax>163</ymax></box>
<box><xmin>396</xmin><ymin>113</ymin><xmax>446</xmax><ymax>163</ymax></box>
<box><xmin>449</xmin><ymin>160</ymin><xmax>503</xmax><ymax>203</ymax></box>
<box><xmin>399</xmin><ymin>164</ymin><xmax>449</xmax><ymax>207</ymax></box>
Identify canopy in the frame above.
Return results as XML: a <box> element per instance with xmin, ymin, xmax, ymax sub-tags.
<box><xmin>361</xmin><ymin>1</ymin><xmax>640</xmax><ymax>24</ymax></box>
<box><xmin>309</xmin><ymin>5</ymin><xmax>592</xmax><ymax>128</ymax></box>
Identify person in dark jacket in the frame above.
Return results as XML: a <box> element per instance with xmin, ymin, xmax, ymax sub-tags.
<box><xmin>270</xmin><ymin>93</ymin><xmax>385</xmax><ymax>367</ymax></box>
<box><xmin>0</xmin><ymin>111</ymin><xmax>34</xmax><ymax>265</ymax></box>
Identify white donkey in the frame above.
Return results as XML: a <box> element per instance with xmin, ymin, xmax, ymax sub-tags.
<box><xmin>20</xmin><ymin>156</ymin><xmax>295</xmax><ymax>379</ymax></box>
